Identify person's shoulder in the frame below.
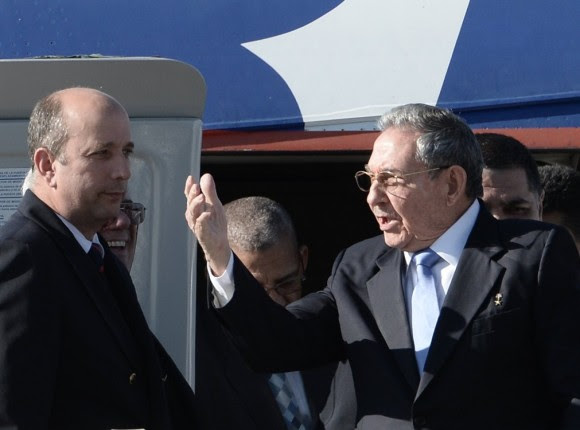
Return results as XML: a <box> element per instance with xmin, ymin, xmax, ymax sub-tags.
<box><xmin>326</xmin><ymin>235</ymin><xmax>392</xmax><ymax>287</ymax></box>
<box><xmin>336</xmin><ymin>235</ymin><xmax>390</xmax><ymax>267</ymax></box>
<box><xmin>0</xmin><ymin>207</ymin><xmax>49</xmax><ymax>245</ymax></box>
<box><xmin>0</xmin><ymin>209</ymin><xmax>33</xmax><ymax>241</ymax></box>
<box><xmin>344</xmin><ymin>235</ymin><xmax>387</xmax><ymax>254</ymax></box>
<box><xmin>0</xmin><ymin>191</ymin><xmax>49</xmax><ymax>241</ymax></box>
<box><xmin>0</xmin><ymin>214</ymin><xmax>38</xmax><ymax>281</ymax></box>
<box><xmin>497</xmin><ymin>217</ymin><xmax>558</xmax><ymax>236</ymax></box>
<box><xmin>496</xmin><ymin>218</ymin><xmax>572</xmax><ymax>250</ymax></box>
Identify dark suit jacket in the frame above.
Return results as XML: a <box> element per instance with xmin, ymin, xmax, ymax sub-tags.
<box><xmin>214</xmin><ymin>204</ymin><xmax>580</xmax><ymax>430</ymax></box>
<box><xmin>0</xmin><ymin>191</ymin><xmax>196</xmax><ymax>430</ymax></box>
<box><xmin>196</xmin><ymin>272</ymin><xmax>337</xmax><ymax>430</ymax></box>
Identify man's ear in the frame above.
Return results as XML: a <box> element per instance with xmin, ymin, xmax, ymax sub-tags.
<box><xmin>34</xmin><ymin>148</ymin><xmax>57</xmax><ymax>187</ymax></box>
<box><xmin>299</xmin><ymin>244</ymin><xmax>309</xmax><ymax>272</ymax></box>
<box><xmin>445</xmin><ymin>165</ymin><xmax>468</xmax><ymax>206</ymax></box>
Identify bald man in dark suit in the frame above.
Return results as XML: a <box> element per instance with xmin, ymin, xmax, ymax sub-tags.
<box><xmin>0</xmin><ymin>88</ymin><xmax>196</xmax><ymax>429</ymax></box>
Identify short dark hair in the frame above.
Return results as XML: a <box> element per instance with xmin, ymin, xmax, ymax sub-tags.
<box><xmin>224</xmin><ymin>196</ymin><xmax>298</xmax><ymax>252</ymax></box>
<box><xmin>476</xmin><ymin>133</ymin><xmax>542</xmax><ymax>195</ymax></box>
<box><xmin>538</xmin><ymin>164</ymin><xmax>580</xmax><ymax>240</ymax></box>
<box><xmin>378</xmin><ymin>104</ymin><xmax>483</xmax><ymax>199</ymax></box>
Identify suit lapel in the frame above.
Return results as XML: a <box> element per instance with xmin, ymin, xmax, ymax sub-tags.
<box><xmin>416</xmin><ymin>207</ymin><xmax>505</xmax><ymax>398</ymax></box>
<box><xmin>103</xmin><ymin>251</ymin><xmax>173</xmax><ymax>429</ymax></box>
<box><xmin>20</xmin><ymin>191</ymin><xmax>142</xmax><ymax>369</ymax></box>
<box><xmin>367</xmin><ymin>248</ymin><xmax>420</xmax><ymax>391</ymax></box>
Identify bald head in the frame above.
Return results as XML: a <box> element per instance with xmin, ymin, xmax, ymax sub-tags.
<box><xmin>28</xmin><ymin>87</ymin><xmax>128</xmax><ymax>165</ymax></box>
<box><xmin>27</xmin><ymin>87</ymin><xmax>133</xmax><ymax>239</ymax></box>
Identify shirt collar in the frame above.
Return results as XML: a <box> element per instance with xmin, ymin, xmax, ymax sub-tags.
<box><xmin>56</xmin><ymin>214</ymin><xmax>103</xmax><ymax>255</ymax></box>
<box><xmin>404</xmin><ymin>199</ymin><xmax>480</xmax><ymax>267</ymax></box>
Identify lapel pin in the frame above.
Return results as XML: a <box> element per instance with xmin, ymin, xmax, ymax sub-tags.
<box><xmin>494</xmin><ymin>293</ymin><xmax>503</xmax><ymax>306</ymax></box>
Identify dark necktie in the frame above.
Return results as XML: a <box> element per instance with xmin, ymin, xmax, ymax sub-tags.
<box><xmin>268</xmin><ymin>373</ymin><xmax>310</xmax><ymax>430</ymax></box>
<box><xmin>88</xmin><ymin>243</ymin><xmax>105</xmax><ymax>273</ymax></box>
<box><xmin>411</xmin><ymin>248</ymin><xmax>441</xmax><ymax>373</ymax></box>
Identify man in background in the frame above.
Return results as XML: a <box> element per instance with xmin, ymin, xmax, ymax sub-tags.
<box><xmin>539</xmin><ymin>164</ymin><xmax>580</xmax><ymax>253</ymax></box>
<box><xmin>196</xmin><ymin>196</ymin><xmax>354</xmax><ymax>429</ymax></box>
<box><xmin>0</xmin><ymin>87</ymin><xmax>196</xmax><ymax>429</ymax></box>
<box><xmin>477</xmin><ymin>132</ymin><xmax>543</xmax><ymax>220</ymax></box>
<box><xmin>225</xmin><ymin>197</ymin><xmax>308</xmax><ymax>307</ymax></box>
<box><xmin>101</xmin><ymin>198</ymin><xmax>146</xmax><ymax>269</ymax></box>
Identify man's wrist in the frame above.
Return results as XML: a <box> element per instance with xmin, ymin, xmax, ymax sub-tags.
<box><xmin>208</xmin><ymin>251</ymin><xmax>235</xmax><ymax>307</ymax></box>
<box><xmin>207</xmin><ymin>246</ymin><xmax>231</xmax><ymax>277</ymax></box>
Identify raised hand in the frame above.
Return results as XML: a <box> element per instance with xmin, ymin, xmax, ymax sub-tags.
<box><xmin>184</xmin><ymin>173</ymin><xmax>230</xmax><ymax>276</ymax></box>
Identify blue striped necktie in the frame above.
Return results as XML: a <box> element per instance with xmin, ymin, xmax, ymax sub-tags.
<box><xmin>268</xmin><ymin>373</ymin><xmax>310</xmax><ymax>430</ymax></box>
<box><xmin>411</xmin><ymin>248</ymin><xmax>441</xmax><ymax>373</ymax></box>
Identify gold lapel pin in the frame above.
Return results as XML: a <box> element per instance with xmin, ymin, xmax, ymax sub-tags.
<box><xmin>494</xmin><ymin>293</ymin><xmax>503</xmax><ymax>306</ymax></box>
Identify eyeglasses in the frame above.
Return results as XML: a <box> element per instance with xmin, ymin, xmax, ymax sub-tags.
<box><xmin>354</xmin><ymin>165</ymin><xmax>446</xmax><ymax>192</ymax></box>
<box><xmin>263</xmin><ymin>280</ymin><xmax>303</xmax><ymax>297</ymax></box>
<box><xmin>120</xmin><ymin>201</ymin><xmax>146</xmax><ymax>225</ymax></box>
<box><xmin>261</xmin><ymin>258</ymin><xmax>306</xmax><ymax>298</ymax></box>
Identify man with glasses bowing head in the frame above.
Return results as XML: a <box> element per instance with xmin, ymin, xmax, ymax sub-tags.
<box><xmin>196</xmin><ymin>196</ymin><xmax>353</xmax><ymax>430</ymax></box>
<box><xmin>186</xmin><ymin>104</ymin><xmax>580</xmax><ymax>430</ymax></box>
<box><xmin>100</xmin><ymin>199</ymin><xmax>146</xmax><ymax>270</ymax></box>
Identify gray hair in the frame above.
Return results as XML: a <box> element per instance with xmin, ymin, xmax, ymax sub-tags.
<box><xmin>378</xmin><ymin>103</ymin><xmax>483</xmax><ymax>198</ymax></box>
<box><xmin>224</xmin><ymin>196</ymin><xmax>298</xmax><ymax>252</ymax></box>
<box><xmin>27</xmin><ymin>92</ymin><xmax>69</xmax><ymax>165</ymax></box>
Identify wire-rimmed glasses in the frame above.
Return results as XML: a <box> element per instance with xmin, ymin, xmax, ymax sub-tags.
<box><xmin>354</xmin><ymin>166</ymin><xmax>446</xmax><ymax>192</ymax></box>
<box><xmin>120</xmin><ymin>201</ymin><xmax>146</xmax><ymax>225</ymax></box>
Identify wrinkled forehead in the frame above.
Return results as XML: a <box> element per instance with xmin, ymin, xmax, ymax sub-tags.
<box><xmin>368</xmin><ymin>128</ymin><xmax>420</xmax><ymax>170</ymax></box>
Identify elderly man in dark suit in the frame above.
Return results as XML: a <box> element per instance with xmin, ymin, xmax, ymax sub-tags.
<box><xmin>185</xmin><ymin>103</ymin><xmax>580</xmax><ymax>430</ymax></box>
<box><xmin>0</xmin><ymin>87</ymin><xmax>196</xmax><ymax>429</ymax></box>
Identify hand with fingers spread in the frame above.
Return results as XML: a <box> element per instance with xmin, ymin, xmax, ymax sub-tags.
<box><xmin>184</xmin><ymin>173</ymin><xmax>231</xmax><ymax>276</ymax></box>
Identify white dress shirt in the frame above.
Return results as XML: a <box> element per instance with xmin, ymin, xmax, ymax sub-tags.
<box><xmin>56</xmin><ymin>214</ymin><xmax>104</xmax><ymax>256</ymax></box>
<box><xmin>402</xmin><ymin>199</ymin><xmax>480</xmax><ymax>314</ymax></box>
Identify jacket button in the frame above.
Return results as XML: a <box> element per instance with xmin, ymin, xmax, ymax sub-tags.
<box><xmin>413</xmin><ymin>416</ymin><xmax>427</xmax><ymax>428</ymax></box>
<box><xmin>129</xmin><ymin>372</ymin><xmax>137</xmax><ymax>384</ymax></box>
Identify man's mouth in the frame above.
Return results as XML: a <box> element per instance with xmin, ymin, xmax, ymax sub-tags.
<box><xmin>376</xmin><ymin>213</ymin><xmax>400</xmax><ymax>229</ymax></box>
<box><xmin>107</xmin><ymin>240</ymin><xmax>127</xmax><ymax>249</ymax></box>
<box><xmin>102</xmin><ymin>191</ymin><xmax>126</xmax><ymax>201</ymax></box>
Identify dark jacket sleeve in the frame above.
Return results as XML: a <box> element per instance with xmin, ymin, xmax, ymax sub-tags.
<box><xmin>534</xmin><ymin>227</ymin><xmax>580</xmax><ymax>429</ymax></box>
<box><xmin>0</xmin><ymin>240</ymin><xmax>60</xmax><ymax>429</ymax></box>
<box><xmin>214</xmin><ymin>253</ymin><xmax>345</xmax><ymax>373</ymax></box>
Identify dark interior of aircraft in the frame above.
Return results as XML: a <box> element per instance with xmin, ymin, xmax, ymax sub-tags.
<box><xmin>200</xmin><ymin>152</ymin><xmax>379</xmax><ymax>294</ymax></box>
<box><xmin>200</xmin><ymin>148</ymin><xmax>579</xmax><ymax>294</ymax></box>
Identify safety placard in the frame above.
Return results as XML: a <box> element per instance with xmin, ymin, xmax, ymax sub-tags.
<box><xmin>0</xmin><ymin>168</ymin><xmax>28</xmax><ymax>227</ymax></box>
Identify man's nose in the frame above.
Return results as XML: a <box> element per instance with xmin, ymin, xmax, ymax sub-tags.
<box><xmin>367</xmin><ymin>181</ymin><xmax>387</xmax><ymax>206</ymax></box>
<box><xmin>112</xmin><ymin>154</ymin><xmax>131</xmax><ymax>180</ymax></box>
<box><xmin>265</xmin><ymin>288</ymin><xmax>289</xmax><ymax>306</ymax></box>
<box><xmin>103</xmin><ymin>210</ymin><xmax>131</xmax><ymax>230</ymax></box>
